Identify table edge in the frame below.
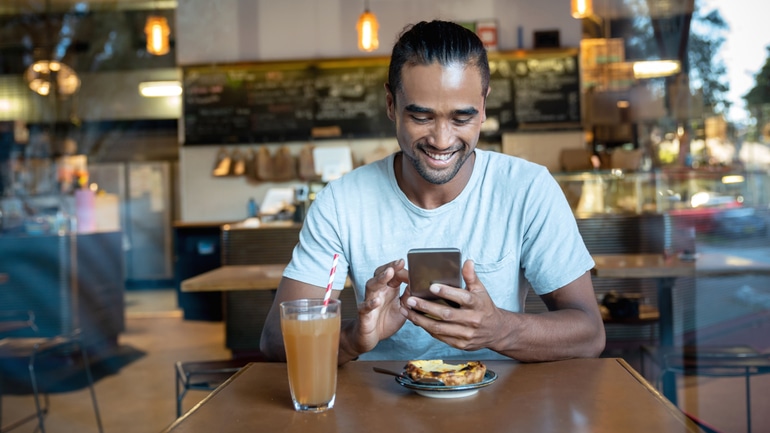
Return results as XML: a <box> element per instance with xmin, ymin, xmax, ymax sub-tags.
<box><xmin>614</xmin><ymin>358</ymin><xmax>701</xmax><ymax>432</ymax></box>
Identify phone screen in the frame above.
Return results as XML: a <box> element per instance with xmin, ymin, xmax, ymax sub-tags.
<box><xmin>407</xmin><ymin>248</ymin><xmax>462</xmax><ymax>307</ymax></box>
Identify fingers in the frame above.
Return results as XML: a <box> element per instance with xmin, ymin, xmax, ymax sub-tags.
<box><xmin>404</xmin><ymin>295</ymin><xmax>461</xmax><ymax>321</ymax></box>
<box><xmin>372</xmin><ymin>258</ymin><xmax>407</xmax><ymax>288</ymax></box>
<box><xmin>361</xmin><ymin>259</ymin><xmax>407</xmax><ymax>313</ymax></box>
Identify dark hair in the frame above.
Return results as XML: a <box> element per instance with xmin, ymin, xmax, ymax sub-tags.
<box><xmin>388</xmin><ymin>20</ymin><xmax>490</xmax><ymax>103</ymax></box>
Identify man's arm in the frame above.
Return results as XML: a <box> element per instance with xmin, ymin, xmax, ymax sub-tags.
<box><xmin>403</xmin><ymin>262</ymin><xmax>605</xmax><ymax>362</ymax></box>
<box><xmin>495</xmin><ymin>271</ymin><xmax>606</xmax><ymax>361</ymax></box>
<box><xmin>261</xmin><ymin>259</ymin><xmax>410</xmax><ymax>364</ymax></box>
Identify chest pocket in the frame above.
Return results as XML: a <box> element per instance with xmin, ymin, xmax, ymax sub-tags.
<box><xmin>471</xmin><ymin>251</ymin><xmax>523</xmax><ymax>312</ymax></box>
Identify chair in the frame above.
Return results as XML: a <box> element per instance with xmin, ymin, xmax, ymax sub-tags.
<box><xmin>641</xmin><ymin>344</ymin><xmax>770</xmax><ymax>433</ymax></box>
<box><xmin>0</xmin><ymin>311</ymin><xmax>103</xmax><ymax>433</ymax></box>
<box><xmin>175</xmin><ymin>356</ymin><xmax>263</xmax><ymax>418</ymax></box>
<box><xmin>0</xmin><ymin>311</ymin><xmax>37</xmax><ymax>337</ymax></box>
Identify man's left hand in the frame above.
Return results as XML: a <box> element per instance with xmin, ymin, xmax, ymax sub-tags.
<box><xmin>401</xmin><ymin>259</ymin><xmax>510</xmax><ymax>351</ymax></box>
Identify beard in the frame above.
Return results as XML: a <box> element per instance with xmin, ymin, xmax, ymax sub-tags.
<box><xmin>403</xmin><ymin>146</ymin><xmax>471</xmax><ymax>185</ymax></box>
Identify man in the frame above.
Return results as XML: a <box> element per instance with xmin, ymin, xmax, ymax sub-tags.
<box><xmin>261</xmin><ymin>20</ymin><xmax>605</xmax><ymax>363</ymax></box>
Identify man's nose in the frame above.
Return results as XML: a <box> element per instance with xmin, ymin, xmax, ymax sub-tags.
<box><xmin>428</xmin><ymin>120</ymin><xmax>453</xmax><ymax>150</ymax></box>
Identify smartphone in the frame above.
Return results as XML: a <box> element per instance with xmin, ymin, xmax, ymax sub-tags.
<box><xmin>407</xmin><ymin>248</ymin><xmax>463</xmax><ymax>307</ymax></box>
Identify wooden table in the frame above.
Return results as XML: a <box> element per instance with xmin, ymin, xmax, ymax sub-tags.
<box><xmin>592</xmin><ymin>254</ymin><xmax>694</xmax><ymax>349</ymax></box>
<box><xmin>180</xmin><ymin>265</ymin><xmax>355</xmax><ymax>356</ymax></box>
<box><xmin>181</xmin><ymin>265</ymin><xmax>286</xmax><ymax>292</ymax></box>
<box><xmin>591</xmin><ymin>252</ymin><xmax>770</xmax><ymax>403</ymax></box>
<box><xmin>161</xmin><ymin>359</ymin><xmax>701</xmax><ymax>433</ymax></box>
<box><xmin>181</xmin><ymin>265</ymin><xmax>284</xmax><ymax>356</ymax></box>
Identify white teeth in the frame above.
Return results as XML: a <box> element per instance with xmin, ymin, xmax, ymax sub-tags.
<box><xmin>426</xmin><ymin>151</ymin><xmax>452</xmax><ymax>161</ymax></box>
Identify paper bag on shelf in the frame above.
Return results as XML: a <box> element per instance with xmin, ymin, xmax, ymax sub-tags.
<box><xmin>212</xmin><ymin>148</ymin><xmax>232</xmax><ymax>177</ymax></box>
<box><xmin>230</xmin><ymin>149</ymin><xmax>246</xmax><ymax>176</ymax></box>
<box><xmin>255</xmin><ymin>147</ymin><xmax>274</xmax><ymax>181</ymax></box>
<box><xmin>298</xmin><ymin>144</ymin><xmax>319</xmax><ymax>181</ymax></box>
<box><xmin>272</xmin><ymin>146</ymin><xmax>297</xmax><ymax>181</ymax></box>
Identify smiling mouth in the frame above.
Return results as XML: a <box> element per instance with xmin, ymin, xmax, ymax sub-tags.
<box><xmin>424</xmin><ymin>149</ymin><xmax>455</xmax><ymax>162</ymax></box>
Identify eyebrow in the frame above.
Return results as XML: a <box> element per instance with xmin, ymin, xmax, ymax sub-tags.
<box><xmin>404</xmin><ymin>104</ymin><xmax>479</xmax><ymax>117</ymax></box>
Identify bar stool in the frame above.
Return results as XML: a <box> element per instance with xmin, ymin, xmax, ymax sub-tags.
<box><xmin>175</xmin><ymin>355</ymin><xmax>264</xmax><ymax>418</ymax></box>
<box><xmin>641</xmin><ymin>344</ymin><xmax>770</xmax><ymax>433</ymax></box>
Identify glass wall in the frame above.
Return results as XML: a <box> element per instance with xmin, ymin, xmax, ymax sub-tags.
<box><xmin>1</xmin><ymin>1</ymin><xmax>769</xmax><ymax>431</ymax></box>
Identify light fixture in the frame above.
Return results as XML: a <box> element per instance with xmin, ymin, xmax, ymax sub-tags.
<box><xmin>722</xmin><ymin>175</ymin><xmax>745</xmax><ymax>184</ymax></box>
<box><xmin>145</xmin><ymin>15</ymin><xmax>171</xmax><ymax>56</ymax></box>
<box><xmin>138</xmin><ymin>81</ymin><xmax>182</xmax><ymax>97</ymax></box>
<box><xmin>24</xmin><ymin>60</ymin><xmax>81</xmax><ymax>96</ymax></box>
<box><xmin>632</xmin><ymin>60</ymin><xmax>681</xmax><ymax>79</ymax></box>
<box><xmin>571</xmin><ymin>0</ymin><xmax>593</xmax><ymax>19</ymax></box>
<box><xmin>356</xmin><ymin>1</ymin><xmax>379</xmax><ymax>52</ymax></box>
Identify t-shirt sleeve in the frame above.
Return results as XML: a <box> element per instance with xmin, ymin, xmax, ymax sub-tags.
<box><xmin>520</xmin><ymin>167</ymin><xmax>594</xmax><ymax>295</ymax></box>
<box><xmin>282</xmin><ymin>184</ymin><xmax>348</xmax><ymax>291</ymax></box>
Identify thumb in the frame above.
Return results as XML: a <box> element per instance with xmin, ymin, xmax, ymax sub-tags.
<box><xmin>462</xmin><ymin>259</ymin><xmax>482</xmax><ymax>292</ymax></box>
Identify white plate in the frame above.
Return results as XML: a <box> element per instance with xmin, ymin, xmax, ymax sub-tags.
<box><xmin>394</xmin><ymin>370</ymin><xmax>498</xmax><ymax>399</ymax></box>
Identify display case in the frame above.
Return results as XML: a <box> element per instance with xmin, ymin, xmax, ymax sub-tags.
<box><xmin>547</xmin><ymin>168</ymin><xmax>770</xmax><ymax>344</ymax></box>
<box><xmin>553</xmin><ymin>168</ymin><xmax>770</xmax><ymax>218</ymax></box>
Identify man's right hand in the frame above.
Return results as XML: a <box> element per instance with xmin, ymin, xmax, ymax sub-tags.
<box><xmin>339</xmin><ymin>259</ymin><xmax>408</xmax><ymax>362</ymax></box>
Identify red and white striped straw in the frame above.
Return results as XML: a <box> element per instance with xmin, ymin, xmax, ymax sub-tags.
<box><xmin>323</xmin><ymin>253</ymin><xmax>340</xmax><ymax>305</ymax></box>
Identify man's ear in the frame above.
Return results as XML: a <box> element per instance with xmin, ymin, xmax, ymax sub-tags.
<box><xmin>385</xmin><ymin>83</ymin><xmax>396</xmax><ymax>121</ymax></box>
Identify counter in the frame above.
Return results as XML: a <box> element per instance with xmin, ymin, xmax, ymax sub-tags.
<box><xmin>0</xmin><ymin>231</ymin><xmax>125</xmax><ymax>347</ymax></box>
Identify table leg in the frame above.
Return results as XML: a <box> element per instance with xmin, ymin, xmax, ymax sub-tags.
<box><xmin>657</xmin><ymin>276</ymin><xmax>677</xmax><ymax>404</ymax></box>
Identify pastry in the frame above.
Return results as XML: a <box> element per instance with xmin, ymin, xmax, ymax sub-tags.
<box><xmin>404</xmin><ymin>360</ymin><xmax>486</xmax><ymax>386</ymax></box>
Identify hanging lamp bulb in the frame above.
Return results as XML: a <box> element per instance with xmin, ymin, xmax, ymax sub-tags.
<box><xmin>356</xmin><ymin>6</ymin><xmax>379</xmax><ymax>52</ymax></box>
<box><xmin>571</xmin><ymin>0</ymin><xmax>593</xmax><ymax>19</ymax></box>
<box><xmin>145</xmin><ymin>15</ymin><xmax>170</xmax><ymax>56</ymax></box>
<box><xmin>24</xmin><ymin>60</ymin><xmax>80</xmax><ymax>96</ymax></box>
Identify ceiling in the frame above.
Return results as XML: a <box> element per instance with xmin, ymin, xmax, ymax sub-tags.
<box><xmin>0</xmin><ymin>0</ymin><xmax>176</xmax><ymax>15</ymax></box>
<box><xmin>590</xmin><ymin>0</ymin><xmax>695</xmax><ymax>19</ymax></box>
<box><xmin>0</xmin><ymin>1</ymin><xmax>176</xmax><ymax>74</ymax></box>
<box><xmin>0</xmin><ymin>0</ymin><xmax>695</xmax><ymax>17</ymax></box>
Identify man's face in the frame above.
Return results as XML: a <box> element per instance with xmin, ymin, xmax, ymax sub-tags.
<box><xmin>387</xmin><ymin>62</ymin><xmax>487</xmax><ymax>185</ymax></box>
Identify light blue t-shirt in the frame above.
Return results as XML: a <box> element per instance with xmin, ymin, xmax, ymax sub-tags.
<box><xmin>283</xmin><ymin>148</ymin><xmax>594</xmax><ymax>360</ymax></box>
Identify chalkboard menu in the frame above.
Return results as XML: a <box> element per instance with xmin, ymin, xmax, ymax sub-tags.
<box><xmin>182</xmin><ymin>50</ymin><xmax>580</xmax><ymax>145</ymax></box>
<box><xmin>183</xmin><ymin>59</ymin><xmax>392</xmax><ymax>145</ymax></box>
<box><xmin>485</xmin><ymin>49</ymin><xmax>581</xmax><ymax>133</ymax></box>
<box><xmin>313</xmin><ymin>62</ymin><xmax>391</xmax><ymax>138</ymax></box>
<box><xmin>510</xmin><ymin>54</ymin><xmax>580</xmax><ymax>124</ymax></box>
<box><xmin>184</xmin><ymin>62</ymin><xmax>318</xmax><ymax>144</ymax></box>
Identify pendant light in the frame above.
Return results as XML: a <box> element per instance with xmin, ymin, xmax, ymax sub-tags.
<box><xmin>145</xmin><ymin>14</ymin><xmax>171</xmax><ymax>56</ymax></box>
<box><xmin>571</xmin><ymin>0</ymin><xmax>593</xmax><ymax>19</ymax></box>
<box><xmin>25</xmin><ymin>60</ymin><xmax>80</xmax><ymax>96</ymax></box>
<box><xmin>23</xmin><ymin>0</ymin><xmax>80</xmax><ymax>97</ymax></box>
<box><xmin>356</xmin><ymin>1</ymin><xmax>379</xmax><ymax>52</ymax></box>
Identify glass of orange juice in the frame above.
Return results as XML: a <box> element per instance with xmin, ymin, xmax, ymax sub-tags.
<box><xmin>280</xmin><ymin>298</ymin><xmax>341</xmax><ymax>412</ymax></box>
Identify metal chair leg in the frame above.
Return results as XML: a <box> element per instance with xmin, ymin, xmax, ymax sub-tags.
<box><xmin>28</xmin><ymin>346</ymin><xmax>46</xmax><ymax>433</ymax></box>
<box><xmin>78</xmin><ymin>340</ymin><xmax>104</xmax><ymax>433</ymax></box>
<box><xmin>21</xmin><ymin>337</ymin><xmax>103</xmax><ymax>433</ymax></box>
<box><xmin>745</xmin><ymin>368</ymin><xmax>751</xmax><ymax>433</ymax></box>
<box><xmin>175</xmin><ymin>365</ymin><xmax>183</xmax><ymax>418</ymax></box>
<box><xmin>658</xmin><ymin>361</ymin><xmax>757</xmax><ymax>433</ymax></box>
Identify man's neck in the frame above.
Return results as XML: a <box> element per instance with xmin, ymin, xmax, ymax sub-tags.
<box><xmin>394</xmin><ymin>151</ymin><xmax>476</xmax><ymax>210</ymax></box>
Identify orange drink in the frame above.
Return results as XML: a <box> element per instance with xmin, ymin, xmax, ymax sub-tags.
<box><xmin>280</xmin><ymin>299</ymin><xmax>341</xmax><ymax>412</ymax></box>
